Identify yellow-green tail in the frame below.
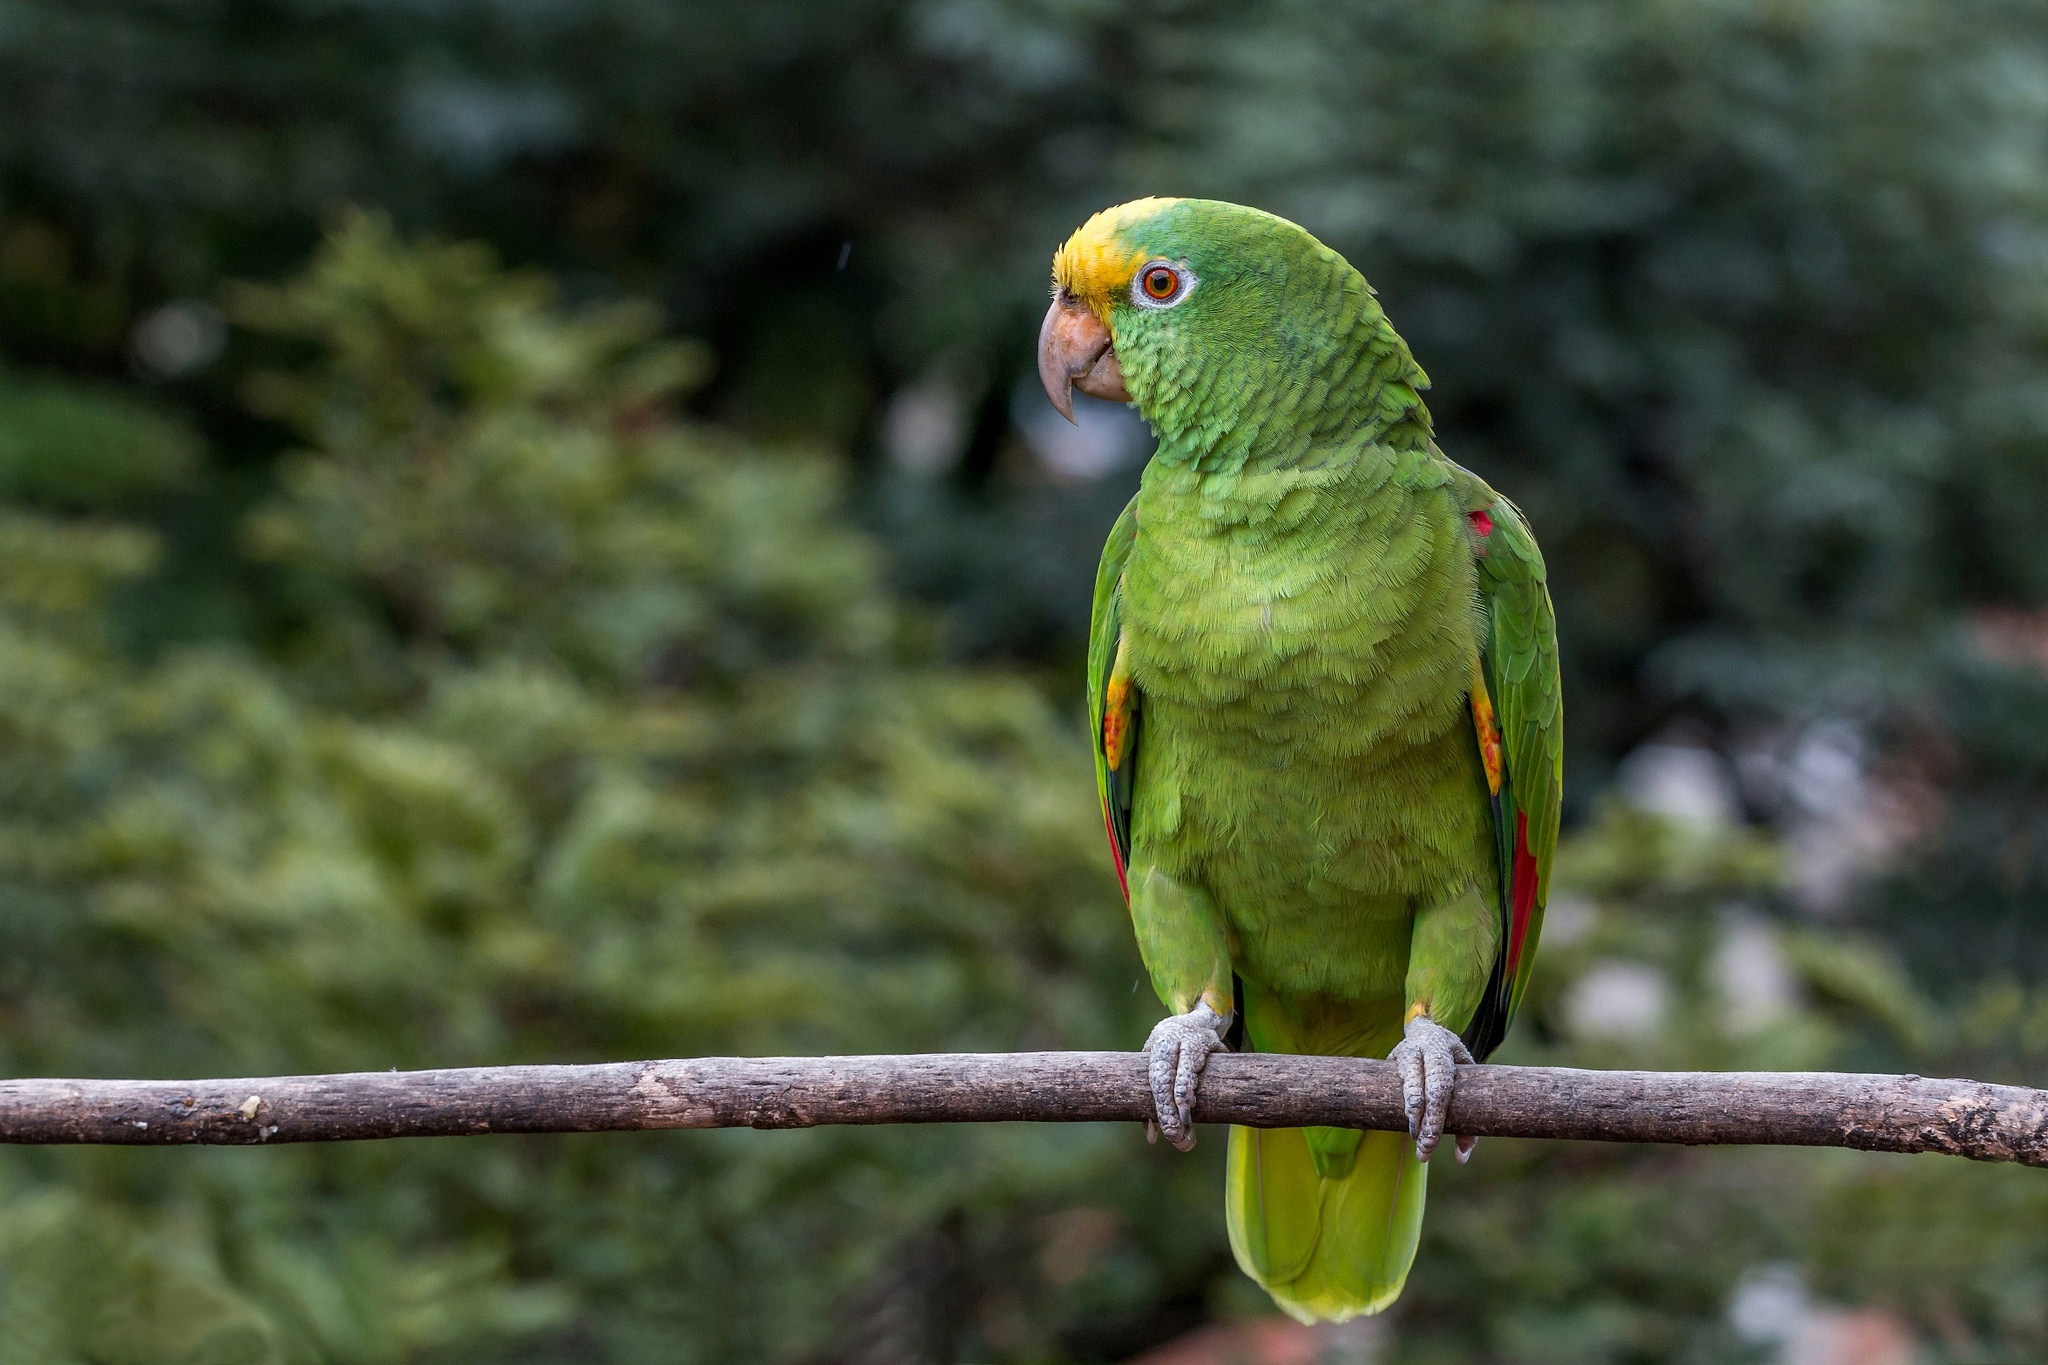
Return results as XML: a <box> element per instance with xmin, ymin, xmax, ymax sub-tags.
<box><xmin>1225</xmin><ymin>1124</ymin><xmax>1427</xmax><ymax>1323</ymax></box>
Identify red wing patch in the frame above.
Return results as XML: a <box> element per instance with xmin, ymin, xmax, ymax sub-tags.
<box><xmin>1506</xmin><ymin>809</ymin><xmax>1537</xmax><ymax>973</ymax></box>
<box><xmin>1101</xmin><ymin>798</ymin><xmax>1130</xmax><ymax>902</ymax></box>
<box><xmin>1469</xmin><ymin>508</ymin><xmax>1494</xmax><ymax>539</ymax></box>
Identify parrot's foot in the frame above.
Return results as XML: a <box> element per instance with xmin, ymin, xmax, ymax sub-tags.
<box><xmin>1143</xmin><ymin>1001</ymin><xmax>1230</xmax><ymax>1152</ymax></box>
<box><xmin>1388</xmin><ymin>1013</ymin><xmax>1475</xmax><ymax>1163</ymax></box>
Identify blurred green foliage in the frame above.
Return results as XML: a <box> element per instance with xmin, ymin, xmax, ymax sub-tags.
<box><xmin>0</xmin><ymin>220</ymin><xmax>1200</xmax><ymax>1362</ymax></box>
<box><xmin>0</xmin><ymin>0</ymin><xmax>2045</xmax><ymax>1361</ymax></box>
<box><xmin>9</xmin><ymin>0</ymin><xmax>2048</xmax><ymax>750</ymax></box>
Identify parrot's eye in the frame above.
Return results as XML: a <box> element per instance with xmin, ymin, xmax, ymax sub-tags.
<box><xmin>1131</xmin><ymin>260</ymin><xmax>1194</xmax><ymax>309</ymax></box>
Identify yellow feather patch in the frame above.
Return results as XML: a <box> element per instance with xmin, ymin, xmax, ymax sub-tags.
<box><xmin>1054</xmin><ymin>197</ymin><xmax>1182</xmax><ymax>311</ymax></box>
<box><xmin>1470</xmin><ymin>655</ymin><xmax>1504</xmax><ymax>796</ymax></box>
<box><xmin>1102</xmin><ymin>633</ymin><xmax>1135</xmax><ymax>771</ymax></box>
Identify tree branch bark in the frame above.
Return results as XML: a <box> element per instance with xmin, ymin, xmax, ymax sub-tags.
<box><xmin>0</xmin><ymin>1053</ymin><xmax>2042</xmax><ymax>1166</ymax></box>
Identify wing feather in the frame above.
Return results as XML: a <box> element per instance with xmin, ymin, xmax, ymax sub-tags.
<box><xmin>1458</xmin><ymin>488</ymin><xmax>1563</xmax><ymax>1059</ymax></box>
<box><xmin>1088</xmin><ymin>495</ymin><xmax>1142</xmax><ymax>902</ymax></box>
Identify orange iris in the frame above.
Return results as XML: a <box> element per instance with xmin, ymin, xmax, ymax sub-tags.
<box><xmin>1143</xmin><ymin>267</ymin><xmax>1177</xmax><ymax>299</ymax></box>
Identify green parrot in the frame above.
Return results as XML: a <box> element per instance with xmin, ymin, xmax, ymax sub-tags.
<box><xmin>1037</xmin><ymin>198</ymin><xmax>1562</xmax><ymax>1321</ymax></box>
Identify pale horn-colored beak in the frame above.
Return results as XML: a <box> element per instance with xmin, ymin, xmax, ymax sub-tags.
<box><xmin>1038</xmin><ymin>292</ymin><xmax>1130</xmax><ymax>424</ymax></box>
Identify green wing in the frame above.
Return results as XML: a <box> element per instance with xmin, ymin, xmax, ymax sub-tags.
<box><xmin>1087</xmin><ymin>494</ymin><xmax>1141</xmax><ymax>902</ymax></box>
<box><xmin>1458</xmin><ymin>484</ymin><xmax>1563</xmax><ymax>1059</ymax></box>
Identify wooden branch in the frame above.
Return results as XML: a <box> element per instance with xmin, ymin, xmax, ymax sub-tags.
<box><xmin>0</xmin><ymin>1054</ymin><xmax>2042</xmax><ymax>1166</ymax></box>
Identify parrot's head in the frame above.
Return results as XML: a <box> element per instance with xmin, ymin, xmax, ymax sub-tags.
<box><xmin>1038</xmin><ymin>197</ymin><xmax>1428</xmax><ymax>465</ymax></box>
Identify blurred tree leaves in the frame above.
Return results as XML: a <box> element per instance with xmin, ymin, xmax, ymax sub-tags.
<box><xmin>0</xmin><ymin>1</ymin><xmax>2044</xmax><ymax>1360</ymax></box>
<box><xmin>0</xmin><ymin>373</ymin><xmax>196</xmax><ymax>510</ymax></box>
<box><xmin>0</xmin><ymin>221</ymin><xmax>2030</xmax><ymax>1360</ymax></box>
<box><xmin>0</xmin><ymin>219</ymin><xmax>1220</xmax><ymax>1361</ymax></box>
<box><xmin>8</xmin><ymin>0</ymin><xmax>2048</xmax><ymax>783</ymax></box>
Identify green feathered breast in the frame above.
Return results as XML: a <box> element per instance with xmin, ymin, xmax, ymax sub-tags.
<box><xmin>1071</xmin><ymin>198</ymin><xmax>1561</xmax><ymax>1322</ymax></box>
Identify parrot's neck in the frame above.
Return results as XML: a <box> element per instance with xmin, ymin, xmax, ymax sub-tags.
<box><xmin>1126</xmin><ymin>277</ymin><xmax>1434</xmax><ymax>479</ymax></box>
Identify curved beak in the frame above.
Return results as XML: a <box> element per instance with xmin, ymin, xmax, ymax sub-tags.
<box><xmin>1038</xmin><ymin>293</ymin><xmax>1130</xmax><ymax>423</ymax></box>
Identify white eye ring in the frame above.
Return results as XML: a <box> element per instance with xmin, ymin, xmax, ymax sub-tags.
<box><xmin>1131</xmin><ymin>260</ymin><xmax>1196</xmax><ymax>309</ymax></box>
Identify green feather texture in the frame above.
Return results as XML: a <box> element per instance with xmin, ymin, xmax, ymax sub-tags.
<box><xmin>1078</xmin><ymin>199</ymin><xmax>1562</xmax><ymax>1321</ymax></box>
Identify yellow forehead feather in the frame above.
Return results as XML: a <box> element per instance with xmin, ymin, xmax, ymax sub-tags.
<box><xmin>1052</xmin><ymin>197</ymin><xmax>1182</xmax><ymax>304</ymax></box>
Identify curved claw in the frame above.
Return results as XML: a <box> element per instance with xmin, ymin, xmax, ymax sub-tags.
<box><xmin>1143</xmin><ymin>1001</ymin><xmax>1229</xmax><ymax>1151</ymax></box>
<box><xmin>1388</xmin><ymin>1012</ymin><xmax>1474</xmax><ymax>1162</ymax></box>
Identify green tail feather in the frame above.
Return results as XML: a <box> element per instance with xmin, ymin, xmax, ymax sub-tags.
<box><xmin>1225</xmin><ymin>1124</ymin><xmax>1427</xmax><ymax>1323</ymax></box>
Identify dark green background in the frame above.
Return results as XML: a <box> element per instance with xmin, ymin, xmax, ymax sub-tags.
<box><xmin>0</xmin><ymin>2</ymin><xmax>2043</xmax><ymax>1360</ymax></box>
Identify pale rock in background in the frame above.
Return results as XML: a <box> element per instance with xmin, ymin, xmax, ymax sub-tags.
<box><xmin>1730</xmin><ymin>1265</ymin><xmax>1917</xmax><ymax>1365</ymax></box>
<box><xmin>1711</xmin><ymin>908</ymin><xmax>1800</xmax><ymax>1035</ymax></box>
<box><xmin>1565</xmin><ymin>960</ymin><xmax>1670</xmax><ymax>1040</ymax></box>
<box><xmin>1738</xmin><ymin>720</ymin><xmax>1919</xmax><ymax>915</ymax></box>
<box><xmin>1015</xmin><ymin>381</ymin><xmax>1151</xmax><ymax>481</ymax></box>
<box><xmin>1617</xmin><ymin>741</ymin><xmax>1740</xmax><ymax>829</ymax></box>
<box><xmin>883</xmin><ymin>358</ymin><xmax>985</xmax><ymax>477</ymax></box>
